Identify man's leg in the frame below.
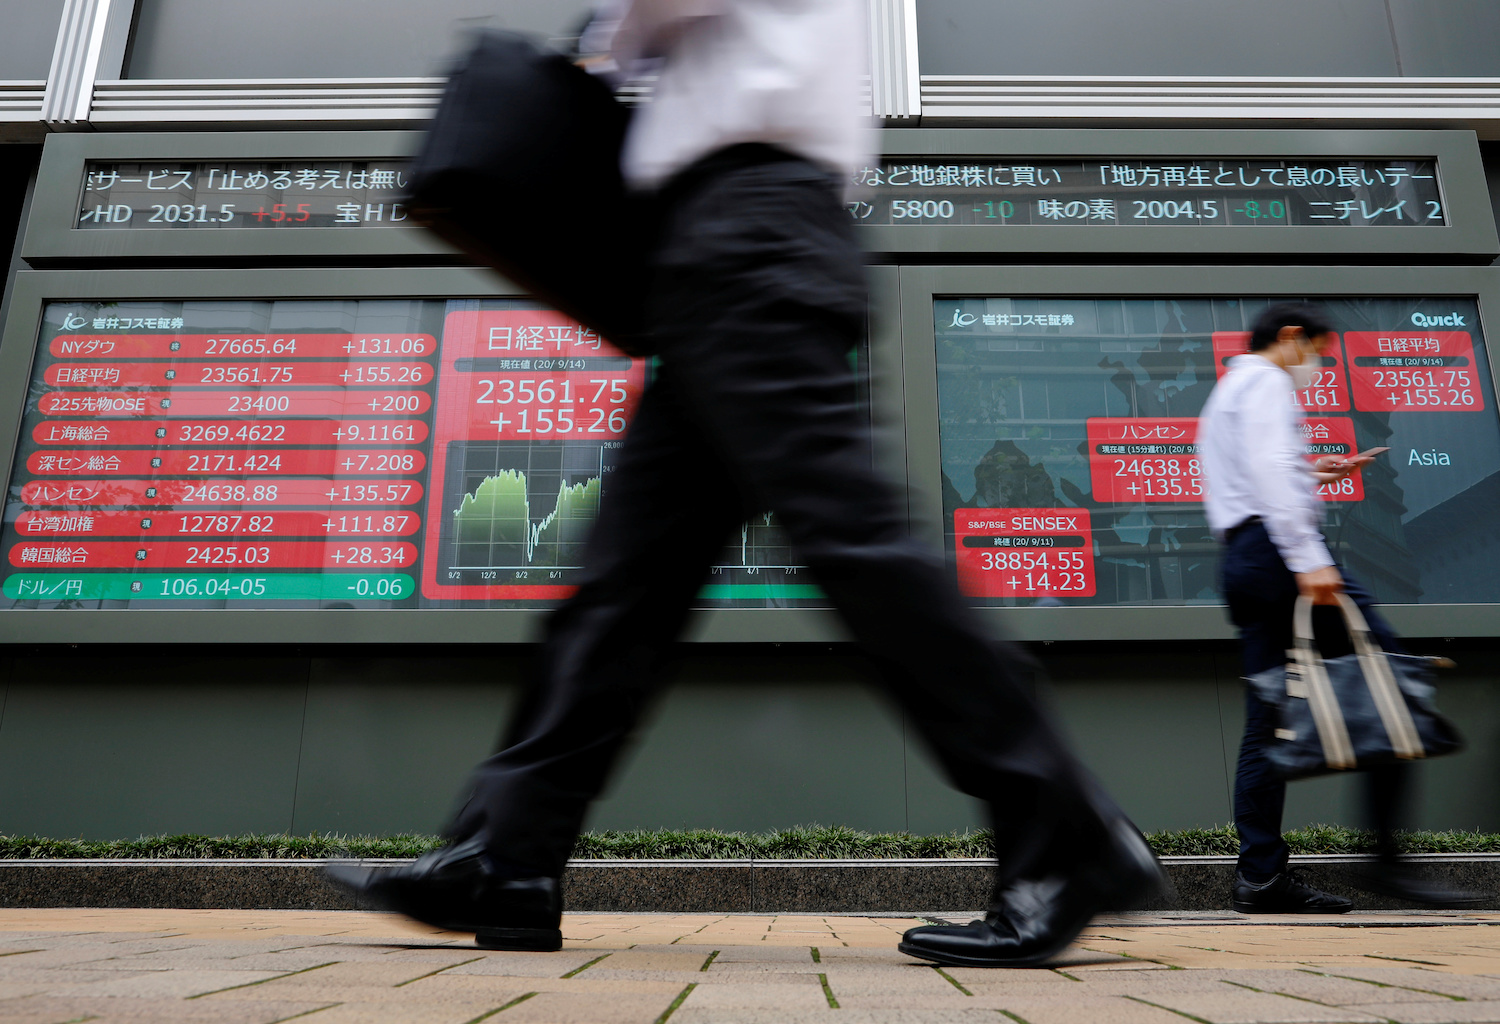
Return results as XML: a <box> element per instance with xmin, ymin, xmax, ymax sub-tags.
<box><xmin>1234</xmin><ymin>688</ymin><xmax>1291</xmax><ymax>881</ymax></box>
<box><xmin>1221</xmin><ymin>521</ymin><xmax>1350</xmax><ymax>912</ymax></box>
<box><xmin>326</xmin><ymin>372</ymin><xmax>747</xmax><ymax>944</ymax></box>
<box><xmin>452</xmin><ymin>372</ymin><xmax>746</xmax><ymax>879</ymax></box>
<box><xmin>647</xmin><ymin>156</ymin><xmax>1155</xmax><ymax>944</ymax></box>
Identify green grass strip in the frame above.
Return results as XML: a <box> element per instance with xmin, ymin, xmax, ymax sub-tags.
<box><xmin>186</xmin><ymin>961</ymin><xmax>338</xmax><ymax>999</ymax></box>
<box><xmin>810</xmin><ymin>946</ymin><xmax>821</xmax><ymax>963</ymax></box>
<box><xmin>560</xmin><ymin>953</ymin><xmax>611</xmax><ymax>978</ymax></box>
<box><xmin>655</xmin><ymin>983</ymin><xmax>696</xmax><ymax>1024</ymax></box>
<box><xmin>699</xmin><ymin>950</ymin><xmax>719</xmax><ymax>971</ymax></box>
<box><xmin>819</xmin><ymin>973</ymin><xmax>840</xmax><ymax>1008</ymax></box>
<box><xmin>934</xmin><ymin>966</ymin><xmax>972</xmax><ymax>995</ymax></box>
<box><xmin>393</xmin><ymin>956</ymin><xmax>484</xmax><ymax>986</ymax></box>
<box><xmin>481</xmin><ymin>992</ymin><xmax>538</xmax><ymax>1019</ymax></box>
<box><xmin>3</xmin><ymin>823</ymin><xmax>1498</xmax><ymax>860</ymax></box>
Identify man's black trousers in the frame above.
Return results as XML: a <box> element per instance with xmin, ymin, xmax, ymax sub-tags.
<box><xmin>1220</xmin><ymin>519</ymin><xmax>1408</xmax><ymax>881</ymax></box>
<box><xmin>449</xmin><ymin>146</ymin><xmax>1115</xmax><ymax>882</ymax></box>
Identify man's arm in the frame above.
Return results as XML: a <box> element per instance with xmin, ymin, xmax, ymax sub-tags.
<box><xmin>1237</xmin><ymin>372</ymin><xmax>1342</xmax><ymax>603</ymax></box>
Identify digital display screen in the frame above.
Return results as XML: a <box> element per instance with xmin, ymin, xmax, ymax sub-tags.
<box><xmin>2</xmin><ymin>300</ymin><xmax>825</xmax><ymax>609</ymax></box>
<box><xmin>935</xmin><ymin>297</ymin><xmax>1500</xmax><ymax>606</ymax></box>
<box><xmin>78</xmin><ymin>162</ymin><xmax>410</xmax><ymax>229</ymax></box>
<box><xmin>850</xmin><ymin>159</ymin><xmax>1445</xmax><ymax>227</ymax></box>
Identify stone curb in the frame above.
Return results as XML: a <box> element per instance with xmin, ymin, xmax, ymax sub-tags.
<box><xmin>0</xmin><ymin>854</ymin><xmax>1493</xmax><ymax>913</ymax></box>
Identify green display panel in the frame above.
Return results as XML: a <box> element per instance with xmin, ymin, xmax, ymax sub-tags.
<box><xmin>934</xmin><ymin>296</ymin><xmax>1500</xmax><ymax>607</ymax></box>
<box><xmin>2</xmin><ymin>298</ymin><xmax>830</xmax><ymax>610</ymax></box>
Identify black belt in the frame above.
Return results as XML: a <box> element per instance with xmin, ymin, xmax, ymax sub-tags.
<box><xmin>1225</xmin><ymin>516</ymin><xmax>1262</xmax><ymax>544</ymax></box>
<box><xmin>657</xmin><ymin>142</ymin><xmax>826</xmax><ymax>209</ymax></box>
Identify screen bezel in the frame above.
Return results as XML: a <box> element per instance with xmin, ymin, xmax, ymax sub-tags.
<box><xmin>22</xmin><ymin>131</ymin><xmax>453</xmax><ymax>262</ymax></box>
<box><xmin>24</xmin><ymin>129</ymin><xmax>1499</xmax><ymax>263</ymax></box>
<box><xmin>899</xmin><ymin>264</ymin><xmax>1500</xmax><ymax>641</ymax></box>
<box><xmin>0</xmin><ymin>266</ymin><xmax>906</xmax><ymax>644</ymax></box>
<box><xmin>866</xmin><ymin>128</ymin><xmax>1497</xmax><ymax>258</ymax></box>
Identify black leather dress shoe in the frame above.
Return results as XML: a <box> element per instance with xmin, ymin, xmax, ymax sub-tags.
<box><xmin>324</xmin><ymin>838</ymin><xmax>562</xmax><ymax>951</ymax></box>
<box><xmin>1354</xmin><ymin>863</ymin><xmax>1491</xmax><ymax>908</ymax></box>
<box><xmin>1231</xmin><ymin>870</ymin><xmax>1352</xmax><ymax>914</ymax></box>
<box><xmin>897</xmin><ymin>816</ymin><xmax>1164</xmax><ymax>968</ymax></box>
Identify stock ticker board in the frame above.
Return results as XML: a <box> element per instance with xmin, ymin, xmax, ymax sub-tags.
<box><xmin>2</xmin><ymin>300</ymin><xmax>818</xmax><ymax>610</ymax></box>
<box><xmin>77</xmin><ymin>157</ymin><xmax>1448</xmax><ymax>232</ymax></box>
<box><xmin>936</xmin><ymin>297</ymin><xmax>1500</xmax><ymax>607</ymax></box>
<box><xmin>77</xmin><ymin>162</ymin><xmax>411</xmax><ymax>229</ymax></box>
<box><xmin>851</xmin><ymin>159</ymin><xmax>1446</xmax><ymax>227</ymax></box>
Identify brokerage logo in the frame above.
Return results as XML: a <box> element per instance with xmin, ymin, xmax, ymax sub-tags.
<box><xmin>1411</xmin><ymin>311</ymin><xmax>1467</xmax><ymax>327</ymax></box>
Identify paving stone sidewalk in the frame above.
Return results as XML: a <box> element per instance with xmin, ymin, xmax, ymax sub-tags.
<box><xmin>0</xmin><ymin>909</ymin><xmax>1498</xmax><ymax>1024</ymax></box>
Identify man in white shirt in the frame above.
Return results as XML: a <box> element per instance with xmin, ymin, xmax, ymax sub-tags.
<box><xmin>333</xmin><ymin>0</ymin><xmax>1160</xmax><ymax>965</ymax></box>
<box><xmin>1199</xmin><ymin>303</ymin><xmax>1471</xmax><ymax>912</ymax></box>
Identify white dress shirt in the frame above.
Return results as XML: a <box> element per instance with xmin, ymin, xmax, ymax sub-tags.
<box><xmin>1197</xmin><ymin>354</ymin><xmax>1334</xmax><ymax>574</ymax></box>
<box><xmin>583</xmin><ymin>0</ymin><xmax>869</xmax><ymax>190</ymax></box>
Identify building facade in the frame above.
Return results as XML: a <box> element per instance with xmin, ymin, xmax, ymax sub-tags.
<box><xmin>0</xmin><ymin>0</ymin><xmax>1498</xmax><ymax>840</ymax></box>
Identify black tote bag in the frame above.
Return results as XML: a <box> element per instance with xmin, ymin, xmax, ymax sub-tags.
<box><xmin>404</xmin><ymin>30</ymin><xmax>650</xmax><ymax>353</ymax></box>
<box><xmin>1246</xmin><ymin>595</ymin><xmax>1463</xmax><ymax>780</ymax></box>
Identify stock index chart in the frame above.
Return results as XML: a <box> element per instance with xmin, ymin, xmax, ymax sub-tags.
<box><xmin>2</xmin><ymin>299</ymin><xmax>826</xmax><ymax>610</ymax></box>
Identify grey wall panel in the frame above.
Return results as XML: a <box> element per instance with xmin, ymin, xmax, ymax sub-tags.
<box><xmin>1484</xmin><ymin>144</ymin><xmax>1500</xmax><ymax>250</ymax></box>
<box><xmin>588</xmin><ymin>655</ymin><xmax>911</xmax><ymax>834</ymax></box>
<box><xmin>289</xmin><ymin>657</ymin><xmax>522</xmax><ymax>836</ymax></box>
<box><xmin>916</xmin><ymin>0</ymin><xmax>1399</xmax><ymax>78</ymax></box>
<box><xmin>0</xmin><ymin>646</ymin><xmax>1488</xmax><ymax>839</ymax></box>
<box><xmin>904</xmin><ymin>724</ymin><xmax>986</xmax><ymax>835</ymax></box>
<box><xmin>1047</xmin><ymin>652</ymin><xmax>1234</xmax><ymax>832</ymax></box>
<box><xmin>0</xmin><ymin>657</ymin><xmax>308</xmax><ymax>838</ymax></box>
<box><xmin>1408</xmin><ymin>671</ymin><xmax>1500</xmax><ymax>832</ymax></box>
<box><xmin>1388</xmin><ymin>0</ymin><xmax>1500</xmax><ymax>77</ymax></box>
<box><xmin>0</xmin><ymin>1</ymin><xmax>64</xmax><ymax>80</ymax></box>
<box><xmin>126</xmin><ymin>0</ymin><xmax>595</xmax><ymax>80</ymax></box>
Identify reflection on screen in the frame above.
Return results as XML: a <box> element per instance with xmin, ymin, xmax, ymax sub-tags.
<box><xmin>935</xmin><ymin>297</ymin><xmax>1500</xmax><ymax>606</ymax></box>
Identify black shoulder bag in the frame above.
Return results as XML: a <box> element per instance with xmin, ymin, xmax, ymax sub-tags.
<box><xmin>404</xmin><ymin>30</ymin><xmax>650</xmax><ymax>354</ymax></box>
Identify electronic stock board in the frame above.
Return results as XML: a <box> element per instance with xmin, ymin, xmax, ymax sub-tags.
<box><xmin>900</xmin><ymin>267</ymin><xmax>1500</xmax><ymax>640</ymax></box>
<box><xmin>0</xmin><ymin>293</ymin><xmax>835</xmax><ymax>612</ymax></box>
<box><xmin>6</xmin><ymin>131</ymin><xmax>1498</xmax><ymax>640</ymax></box>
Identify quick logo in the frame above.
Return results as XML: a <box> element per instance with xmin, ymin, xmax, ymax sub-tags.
<box><xmin>1410</xmin><ymin>312</ymin><xmax>1467</xmax><ymax>327</ymax></box>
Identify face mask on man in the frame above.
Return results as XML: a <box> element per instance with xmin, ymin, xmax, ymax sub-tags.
<box><xmin>1285</xmin><ymin>334</ymin><xmax>1319</xmax><ymax>391</ymax></box>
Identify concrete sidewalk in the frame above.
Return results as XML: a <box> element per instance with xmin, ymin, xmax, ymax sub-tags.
<box><xmin>0</xmin><ymin>909</ymin><xmax>1498</xmax><ymax>1023</ymax></box>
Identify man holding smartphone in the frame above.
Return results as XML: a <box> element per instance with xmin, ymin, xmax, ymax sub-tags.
<box><xmin>1199</xmin><ymin>302</ymin><xmax>1478</xmax><ymax>911</ymax></box>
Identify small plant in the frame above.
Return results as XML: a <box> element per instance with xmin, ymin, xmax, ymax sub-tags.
<box><xmin>0</xmin><ymin>824</ymin><xmax>1494</xmax><ymax>860</ymax></box>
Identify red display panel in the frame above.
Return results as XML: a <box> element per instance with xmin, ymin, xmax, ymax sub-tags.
<box><xmin>8</xmin><ymin>540</ymin><xmax>417</xmax><ymax>570</ymax></box>
<box><xmin>1304</xmin><ymin>416</ymin><xmax>1364</xmax><ymax>502</ymax></box>
<box><xmin>953</xmin><ymin>508</ymin><xmax>1096</xmax><ymax>598</ymax></box>
<box><xmin>16</xmin><ymin>510</ymin><xmax>420</xmax><ymax>538</ymax></box>
<box><xmin>45</xmin><ymin>361</ymin><xmax>432</xmax><ymax>388</ymax></box>
<box><xmin>50</xmin><ymin>333</ymin><xmax>436</xmax><ymax>359</ymax></box>
<box><xmin>1212</xmin><ymin>331</ymin><xmax>1350</xmax><ymax>411</ymax></box>
<box><xmin>1343</xmin><ymin>331</ymin><xmax>1486</xmax><ymax>412</ymax></box>
<box><xmin>33</xmin><ymin>420</ymin><xmax>428</xmax><ymax>446</ymax></box>
<box><xmin>38</xmin><ymin>389</ymin><xmax>431</xmax><ymax>418</ymax></box>
<box><xmin>1087</xmin><ymin>415</ymin><xmax>1360</xmax><ymax>502</ymax></box>
<box><xmin>1086</xmin><ymin>413</ymin><xmax>1368</xmax><ymax>506</ymax></box>
<box><xmin>420</xmin><ymin>309</ymin><xmax>648</xmax><ymax>600</ymax></box>
<box><xmin>27</xmin><ymin>448</ymin><xmax>424</xmax><ymax>477</ymax></box>
<box><xmin>19</xmin><ymin>479</ymin><xmax>424</xmax><ymax>508</ymax></box>
<box><xmin>1086</xmin><ymin>417</ymin><xmax>1203</xmax><ymax>502</ymax></box>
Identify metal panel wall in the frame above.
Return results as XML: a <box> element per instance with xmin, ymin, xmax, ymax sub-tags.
<box><xmin>916</xmin><ymin>0</ymin><xmax>1403</xmax><ymax>78</ymax></box>
<box><xmin>0</xmin><ymin>0</ymin><xmax>66</xmax><ymax>81</ymax></box>
<box><xmin>125</xmin><ymin>0</ymin><xmax>595</xmax><ymax>79</ymax></box>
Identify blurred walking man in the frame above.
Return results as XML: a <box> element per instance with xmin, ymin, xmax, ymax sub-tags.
<box><xmin>332</xmin><ymin>0</ymin><xmax>1161</xmax><ymax>965</ymax></box>
<box><xmin>1199</xmin><ymin>303</ymin><xmax>1482</xmax><ymax>912</ymax></box>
